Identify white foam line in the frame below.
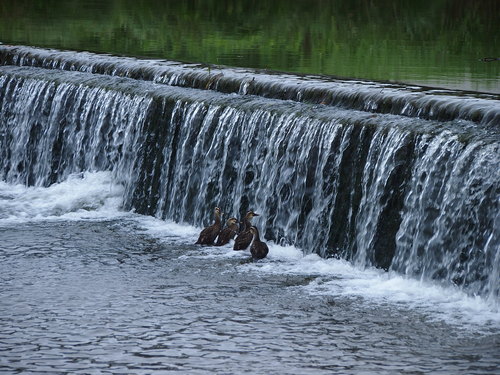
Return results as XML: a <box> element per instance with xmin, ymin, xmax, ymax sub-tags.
<box><xmin>234</xmin><ymin>242</ymin><xmax>500</xmax><ymax>330</ymax></box>
<box><xmin>133</xmin><ymin>219</ymin><xmax>500</xmax><ymax>329</ymax></box>
<box><xmin>132</xmin><ymin>215</ymin><xmax>200</xmax><ymax>242</ymax></box>
<box><xmin>130</xmin><ymin>217</ymin><xmax>500</xmax><ymax>329</ymax></box>
<box><xmin>0</xmin><ymin>171</ymin><xmax>126</xmax><ymax>223</ymax></box>
<box><xmin>5</xmin><ymin>176</ymin><xmax>495</xmax><ymax>332</ymax></box>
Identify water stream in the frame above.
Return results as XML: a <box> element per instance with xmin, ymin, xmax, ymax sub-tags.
<box><xmin>0</xmin><ymin>46</ymin><xmax>499</xmax><ymax>373</ymax></box>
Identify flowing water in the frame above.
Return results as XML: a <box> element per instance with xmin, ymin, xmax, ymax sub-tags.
<box><xmin>1</xmin><ymin>174</ymin><xmax>499</xmax><ymax>374</ymax></box>
<box><xmin>1</xmin><ymin>0</ymin><xmax>499</xmax><ymax>93</ymax></box>
<box><xmin>0</xmin><ymin>46</ymin><xmax>499</xmax><ymax>374</ymax></box>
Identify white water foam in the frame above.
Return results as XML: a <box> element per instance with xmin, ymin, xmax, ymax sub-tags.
<box><xmin>1</xmin><ymin>175</ymin><xmax>498</xmax><ymax>332</ymax></box>
<box><xmin>0</xmin><ymin>171</ymin><xmax>126</xmax><ymax>223</ymax></box>
<box><xmin>132</xmin><ymin>215</ymin><xmax>200</xmax><ymax>244</ymax></box>
<box><xmin>246</xmin><ymin>243</ymin><xmax>500</xmax><ymax>331</ymax></box>
<box><xmin>129</xmin><ymin>216</ymin><xmax>500</xmax><ymax>332</ymax></box>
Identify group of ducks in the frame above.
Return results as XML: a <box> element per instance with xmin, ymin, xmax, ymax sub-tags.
<box><xmin>195</xmin><ymin>207</ymin><xmax>269</xmax><ymax>260</ymax></box>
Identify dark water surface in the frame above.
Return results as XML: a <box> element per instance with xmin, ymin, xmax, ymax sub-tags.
<box><xmin>1</xmin><ymin>219</ymin><xmax>499</xmax><ymax>374</ymax></box>
<box><xmin>1</xmin><ymin>0</ymin><xmax>499</xmax><ymax>93</ymax></box>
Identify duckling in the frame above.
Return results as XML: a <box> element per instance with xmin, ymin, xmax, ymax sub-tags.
<box><xmin>214</xmin><ymin>217</ymin><xmax>239</xmax><ymax>246</ymax></box>
<box><xmin>233</xmin><ymin>210</ymin><xmax>259</xmax><ymax>250</ymax></box>
<box><xmin>195</xmin><ymin>207</ymin><xmax>223</xmax><ymax>245</ymax></box>
<box><xmin>249</xmin><ymin>226</ymin><xmax>269</xmax><ymax>260</ymax></box>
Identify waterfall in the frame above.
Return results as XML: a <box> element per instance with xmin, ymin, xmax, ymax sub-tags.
<box><xmin>2</xmin><ymin>45</ymin><xmax>499</xmax><ymax>127</ymax></box>
<box><xmin>0</xmin><ymin>48</ymin><xmax>499</xmax><ymax>302</ymax></box>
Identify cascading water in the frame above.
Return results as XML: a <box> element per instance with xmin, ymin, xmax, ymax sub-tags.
<box><xmin>1</xmin><ymin>45</ymin><xmax>499</xmax><ymax>127</ymax></box>
<box><xmin>0</xmin><ymin>47</ymin><xmax>499</xmax><ymax>304</ymax></box>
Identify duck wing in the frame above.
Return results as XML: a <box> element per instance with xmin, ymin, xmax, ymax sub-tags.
<box><xmin>233</xmin><ymin>230</ymin><xmax>253</xmax><ymax>250</ymax></box>
<box><xmin>195</xmin><ymin>224</ymin><xmax>220</xmax><ymax>245</ymax></box>
<box><xmin>214</xmin><ymin>227</ymin><xmax>235</xmax><ymax>246</ymax></box>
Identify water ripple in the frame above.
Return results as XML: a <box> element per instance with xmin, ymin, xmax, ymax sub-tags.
<box><xmin>1</xmin><ymin>220</ymin><xmax>499</xmax><ymax>374</ymax></box>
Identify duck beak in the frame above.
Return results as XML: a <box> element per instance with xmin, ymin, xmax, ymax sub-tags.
<box><xmin>253</xmin><ymin>213</ymin><xmax>259</xmax><ymax>217</ymax></box>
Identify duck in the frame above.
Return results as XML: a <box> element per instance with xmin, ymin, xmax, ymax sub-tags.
<box><xmin>233</xmin><ymin>210</ymin><xmax>259</xmax><ymax>250</ymax></box>
<box><xmin>214</xmin><ymin>217</ymin><xmax>239</xmax><ymax>246</ymax></box>
<box><xmin>249</xmin><ymin>226</ymin><xmax>269</xmax><ymax>260</ymax></box>
<box><xmin>195</xmin><ymin>206</ymin><xmax>223</xmax><ymax>245</ymax></box>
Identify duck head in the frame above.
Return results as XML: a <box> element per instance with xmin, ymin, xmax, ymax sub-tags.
<box><xmin>249</xmin><ymin>225</ymin><xmax>261</xmax><ymax>240</ymax></box>
<box><xmin>245</xmin><ymin>210</ymin><xmax>259</xmax><ymax>220</ymax></box>
<box><xmin>226</xmin><ymin>217</ymin><xmax>238</xmax><ymax>226</ymax></box>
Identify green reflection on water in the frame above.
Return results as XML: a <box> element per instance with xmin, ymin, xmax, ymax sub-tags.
<box><xmin>1</xmin><ymin>0</ymin><xmax>499</xmax><ymax>93</ymax></box>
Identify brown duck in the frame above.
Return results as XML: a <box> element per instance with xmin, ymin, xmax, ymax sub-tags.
<box><xmin>249</xmin><ymin>226</ymin><xmax>269</xmax><ymax>260</ymax></box>
<box><xmin>233</xmin><ymin>210</ymin><xmax>259</xmax><ymax>250</ymax></box>
<box><xmin>195</xmin><ymin>207</ymin><xmax>223</xmax><ymax>245</ymax></box>
<box><xmin>214</xmin><ymin>217</ymin><xmax>239</xmax><ymax>246</ymax></box>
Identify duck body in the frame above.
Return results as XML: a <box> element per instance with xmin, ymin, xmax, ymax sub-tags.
<box><xmin>233</xmin><ymin>231</ymin><xmax>254</xmax><ymax>250</ymax></box>
<box><xmin>233</xmin><ymin>211</ymin><xmax>259</xmax><ymax>251</ymax></box>
<box><xmin>195</xmin><ymin>207</ymin><xmax>223</xmax><ymax>245</ymax></box>
<box><xmin>249</xmin><ymin>226</ymin><xmax>269</xmax><ymax>260</ymax></box>
<box><xmin>214</xmin><ymin>218</ymin><xmax>239</xmax><ymax>246</ymax></box>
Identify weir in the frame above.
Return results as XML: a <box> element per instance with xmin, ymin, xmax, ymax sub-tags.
<box><xmin>0</xmin><ymin>46</ymin><xmax>499</xmax><ymax>302</ymax></box>
<box><xmin>1</xmin><ymin>45</ymin><xmax>499</xmax><ymax>127</ymax></box>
